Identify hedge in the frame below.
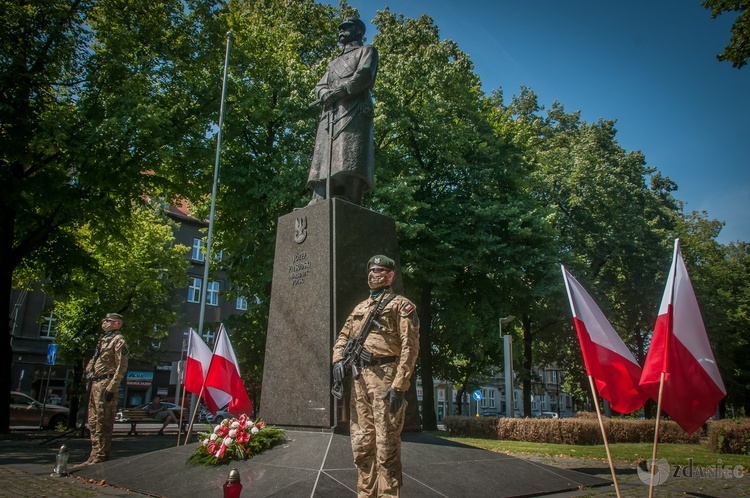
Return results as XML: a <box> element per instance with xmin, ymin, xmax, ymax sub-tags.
<box><xmin>707</xmin><ymin>418</ymin><xmax>750</xmax><ymax>454</ymax></box>
<box><xmin>443</xmin><ymin>415</ymin><xmax>702</xmax><ymax>445</ymax></box>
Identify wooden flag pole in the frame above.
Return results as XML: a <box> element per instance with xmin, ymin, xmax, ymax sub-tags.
<box><xmin>181</xmin><ymin>384</ymin><xmax>207</xmax><ymax>446</ymax></box>
<box><xmin>588</xmin><ymin>375</ymin><xmax>621</xmax><ymax>498</ymax></box>
<box><xmin>176</xmin><ymin>373</ymin><xmax>188</xmax><ymax>446</ymax></box>
<box><xmin>648</xmin><ymin>371</ymin><xmax>667</xmax><ymax>498</ymax></box>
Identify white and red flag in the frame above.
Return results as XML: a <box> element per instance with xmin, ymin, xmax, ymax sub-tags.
<box><xmin>562</xmin><ymin>265</ymin><xmax>649</xmax><ymax>414</ymax></box>
<box><xmin>184</xmin><ymin>328</ymin><xmax>226</xmax><ymax>414</ymax></box>
<box><xmin>204</xmin><ymin>324</ymin><xmax>254</xmax><ymax>416</ymax></box>
<box><xmin>640</xmin><ymin>239</ymin><xmax>726</xmax><ymax>434</ymax></box>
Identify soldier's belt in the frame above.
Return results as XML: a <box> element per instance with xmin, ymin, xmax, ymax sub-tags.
<box><xmin>90</xmin><ymin>374</ymin><xmax>113</xmax><ymax>382</ymax></box>
<box><xmin>365</xmin><ymin>355</ymin><xmax>398</xmax><ymax>367</ymax></box>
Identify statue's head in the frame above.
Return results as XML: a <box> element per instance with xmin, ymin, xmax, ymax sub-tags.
<box><xmin>338</xmin><ymin>17</ymin><xmax>365</xmax><ymax>44</ymax></box>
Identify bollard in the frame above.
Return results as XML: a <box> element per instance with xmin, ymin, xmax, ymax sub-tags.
<box><xmin>223</xmin><ymin>468</ymin><xmax>243</xmax><ymax>498</ymax></box>
<box><xmin>51</xmin><ymin>444</ymin><xmax>69</xmax><ymax>477</ymax></box>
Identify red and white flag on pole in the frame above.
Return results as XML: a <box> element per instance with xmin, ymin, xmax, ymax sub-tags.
<box><xmin>184</xmin><ymin>328</ymin><xmax>226</xmax><ymax>414</ymax></box>
<box><xmin>562</xmin><ymin>265</ymin><xmax>649</xmax><ymax>414</ymax></box>
<box><xmin>640</xmin><ymin>239</ymin><xmax>726</xmax><ymax>434</ymax></box>
<box><xmin>204</xmin><ymin>324</ymin><xmax>254</xmax><ymax>416</ymax></box>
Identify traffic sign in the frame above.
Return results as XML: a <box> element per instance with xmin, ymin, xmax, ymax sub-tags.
<box><xmin>472</xmin><ymin>389</ymin><xmax>482</xmax><ymax>401</ymax></box>
<box><xmin>46</xmin><ymin>344</ymin><xmax>58</xmax><ymax>366</ymax></box>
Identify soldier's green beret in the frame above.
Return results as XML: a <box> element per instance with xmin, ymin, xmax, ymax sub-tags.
<box><xmin>106</xmin><ymin>313</ymin><xmax>123</xmax><ymax>321</ymax></box>
<box><xmin>368</xmin><ymin>255</ymin><xmax>395</xmax><ymax>270</ymax></box>
<box><xmin>338</xmin><ymin>17</ymin><xmax>366</xmax><ymax>34</ymax></box>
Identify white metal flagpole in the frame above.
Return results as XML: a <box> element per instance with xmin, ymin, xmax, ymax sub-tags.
<box><xmin>197</xmin><ymin>31</ymin><xmax>232</xmax><ymax>339</ymax></box>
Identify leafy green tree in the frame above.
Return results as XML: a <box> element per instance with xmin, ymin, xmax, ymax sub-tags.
<box><xmin>702</xmin><ymin>0</ymin><xmax>750</xmax><ymax>68</ymax></box>
<box><xmin>0</xmin><ymin>0</ymin><xmax>222</xmax><ymax>431</ymax></box>
<box><xmin>368</xmin><ymin>10</ymin><xmax>560</xmax><ymax>428</ymax></box>
<box><xmin>198</xmin><ymin>0</ymin><xmax>344</xmax><ymax>409</ymax></box>
<box><xmin>47</xmin><ymin>204</ymin><xmax>189</xmax><ymax>426</ymax></box>
<box><xmin>677</xmin><ymin>212</ymin><xmax>750</xmax><ymax>414</ymax></box>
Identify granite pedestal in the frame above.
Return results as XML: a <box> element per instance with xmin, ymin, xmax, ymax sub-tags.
<box><xmin>260</xmin><ymin>198</ymin><xmax>419</xmax><ymax>430</ymax></box>
<box><xmin>71</xmin><ymin>431</ymin><xmax>612</xmax><ymax>497</ymax></box>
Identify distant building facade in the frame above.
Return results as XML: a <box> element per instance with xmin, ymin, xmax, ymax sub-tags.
<box><xmin>9</xmin><ymin>202</ymin><xmax>245</xmax><ymax>408</ymax></box>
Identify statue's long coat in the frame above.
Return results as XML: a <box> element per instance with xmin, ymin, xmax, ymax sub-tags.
<box><xmin>308</xmin><ymin>41</ymin><xmax>378</xmax><ymax>190</ymax></box>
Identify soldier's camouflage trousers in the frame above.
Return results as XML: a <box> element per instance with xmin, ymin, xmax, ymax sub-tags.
<box><xmin>350</xmin><ymin>362</ymin><xmax>406</xmax><ymax>498</ymax></box>
<box><xmin>87</xmin><ymin>379</ymin><xmax>118</xmax><ymax>462</ymax></box>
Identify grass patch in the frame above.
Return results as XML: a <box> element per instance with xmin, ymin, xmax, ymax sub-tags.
<box><xmin>436</xmin><ymin>434</ymin><xmax>750</xmax><ymax>469</ymax></box>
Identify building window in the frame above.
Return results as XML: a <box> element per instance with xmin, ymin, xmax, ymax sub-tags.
<box><xmin>188</xmin><ymin>277</ymin><xmax>201</xmax><ymax>303</ymax></box>
<box><xmin>40</xmin><ymin>311</ymin><xmax>57</xmax><ymax>339</ymax></box>
<box><xmin>203</xmin><ymin>328</ymin><xmax>216</xmax><ymax>344</ymax></box>
<box><xmin>480</xmin><ymin>389</ymin><xmax>487</xmax><ymax>408</ymax></box>
<box><xmin>236</xmin><ymin>296</ymin><xmax>248</xmax><ymax>311</ymax></box>
<box><xmin>206</xmin><ymin>281</ymin><xmax>219</xmax><ymax>306</ymax></box>
<box><xmin>214</xmin><ymin>249</ymin><xmax>224</xmax><ymax>262</ymax></box>
<box><xmin>489</xmin><ymin>389</ymin><xmax>495</xmax><ymax>409</ymax></box>
<box><xmin>191</xmin><ymin>238</ymin><xmax>205</xmax><ymax>262</ymax></box>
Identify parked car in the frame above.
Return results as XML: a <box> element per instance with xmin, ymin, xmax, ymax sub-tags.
<box><xmin>540</xmin><ymin>411</ymin><xmax>559</xmax><ymax>419</ymax></box>
<box><xmin>210</xmin><ymin>405</ymin><xmax>237</xmax><ymax>425</ymax></box>
<box><xmin>10</xmin><ymin>391</ymin><xmax>69</xmax><ymax>429</ymax></box>
<box><xmin>480</xmin><ymin>411</ymin><xmax>500</xmax><ymax>417</ymax></box>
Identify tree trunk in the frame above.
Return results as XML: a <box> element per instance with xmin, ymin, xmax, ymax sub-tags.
<box><xmin>522</xmin><ymin>315</ymin><xmax>532</xmax><ymax>418</ymax></box>
<box><xmin>418</xmin><ymin>283</ymin><xmax>437</xmax><ymax>430</ymax></box>
<box><xmin>68</xmin><ymin>361</ymin><xmax>85</xmax><ymax>430</ymax></box>
<box><xmin>1</xmin><ymin>258</ymin><xmax>12</xmax><ymax>433</ymax></box>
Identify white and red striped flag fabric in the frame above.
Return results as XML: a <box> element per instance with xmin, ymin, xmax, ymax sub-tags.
<box><xmin>562</xmin><ymin>265</ymin><xmax>649</xmax><ymax>414</ymax></box>
<box><xmin>184</xmin><ymin>328</ymin><xmax>226</xmax><ymax>414</ymax></box>
<box><xmin>204</xmin><ymin>324</ymin><xmax>253</xmax><ymax>416</ymax></box>
<box><xmin>640</xmin><ymin>239</ymin><xmax>726</xmax><ymax>434</ymax></box>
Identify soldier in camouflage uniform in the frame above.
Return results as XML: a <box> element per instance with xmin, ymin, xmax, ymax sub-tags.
<box><xmin>332</xmin><ymin>255</ymin><xmax>420</xmax><ymax>497</ymax></box>
<box><xmin>80</xmin><ymin>313</ymin><xmax>129</xmax><ymax>466</ymax></box>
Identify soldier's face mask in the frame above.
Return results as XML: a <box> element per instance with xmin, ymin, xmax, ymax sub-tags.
<box><xmin>368</xmin><ymin>266</ymin><xmax>394</xmax><ymax>290</ymax></box>
<box><xmin>101</xmin><ymin>318</ymin><xmax>123</xmax><ymax>332</ymax></box>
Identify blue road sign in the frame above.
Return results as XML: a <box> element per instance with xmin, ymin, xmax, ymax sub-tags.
<box><xmin>46</xmin><ymin>344</ymin><xmax>58</xmax><ymax>366</ymax></box>
<box><xmin>472</xmin><ymin>389</ymin><xmax>482</xmax><ymax>401</ymax></box>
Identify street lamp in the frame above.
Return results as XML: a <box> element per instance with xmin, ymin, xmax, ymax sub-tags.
<box><xmin>499</xmin><ymin>316</ymin><xmax>516</xmax><ymax>418</ymax></box>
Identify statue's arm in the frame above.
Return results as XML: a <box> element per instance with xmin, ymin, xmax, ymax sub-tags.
<box><xmin>343</xmin><ymin>46</ymin><xmax>378</xmax><ymax>96</ymax></box>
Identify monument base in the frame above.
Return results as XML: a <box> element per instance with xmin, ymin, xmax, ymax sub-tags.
<box><xmin>260</xmin><ymin>198</ymin><xmax>420</xmax><ymax>431</ymax></box>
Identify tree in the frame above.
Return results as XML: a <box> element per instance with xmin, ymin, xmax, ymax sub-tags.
<box><xmin>369</xmin><ymin>10</ymin><xmax>560</xmax><ymax>427</ymax></box>
<box><xmin>702</xmin><ymin>0</ymin><xmax>750</xmax><ymax>68</ymax></box>
<box><xmin>0</xmin><ymin>0</ymin><xmax>223</xmax><ymax>431</ymax></box>
<box><xmin>46</xmin><ymin>204</ymin><xmax>189</xmax><ymax>427</ymax></box>
<box><xmin>197</xmin><ymin>0</ymin><xmax>343</xmax><ymax>409</ymax></box>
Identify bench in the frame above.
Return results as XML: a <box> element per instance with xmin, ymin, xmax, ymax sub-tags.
<box><xmin>116</xmin><ymin>408</ymin><xmax>185</xmax><ymax>436</ymax></box>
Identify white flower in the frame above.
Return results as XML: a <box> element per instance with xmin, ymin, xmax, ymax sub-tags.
<box><xmin>202</xmin><ymin>438</ymin><xmax>209</xmax><ymax>446</ymax></box>
<box><xmin>229</xmin><ymin>429</ymin><xmax>237</xmax><ymax>438</ymax></box>
<box><xmin>226</xmin><ymin>437</ymin><xmax>234</xmax><ymax>444</ymax></box>
<box><xmin>247</xmin><ymin>421</ymin><xmax>255</xmax><ymax>428</ymax></box>
<box><xmin>251</xmin><ymin>427</ymin><xmax>259</xmax><ymax>435</ymax></box>
<box><xmin>230</xmin><ymin>421</ymin><xmax>240</xmax><ymax>429</ymax></box>
<box><xmin>210</xmin><ymin>433</ymin><xmax>218</xmax><ymax>441</ymax></box>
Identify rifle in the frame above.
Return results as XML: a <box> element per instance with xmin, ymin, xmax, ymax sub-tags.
<box><xmin>331</xmin><ymin>293</ymin><xmax>395</xmax><ymax>399</ymax></box>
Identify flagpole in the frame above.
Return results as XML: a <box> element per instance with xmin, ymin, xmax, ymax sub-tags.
<box><xmin>197</xmin><ymin>31</ymin><xmax>232</xmax><ymax>339</ymax></box>
<box><xmin>648</xmin><ymin>372</ymin><xmax>666</xmax><ymax>498</ymax></box>
<box><xmin>176</xmin><ymin>330</ymin><xmax>193</xmax><ymax>446</ymax></box>
<box><xmin>587</xmin><ymin>375</ymin><xmax>621</xmax><ymax>498</ymax></box>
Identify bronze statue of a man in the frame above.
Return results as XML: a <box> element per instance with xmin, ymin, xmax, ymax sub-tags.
<box><xmin>308</xmin><ymin>17</ymin><xmax>378</xmax><ymax>206</ymax></box>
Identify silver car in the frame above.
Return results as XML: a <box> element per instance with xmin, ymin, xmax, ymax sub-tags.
<box><xmin>10</xmin><ymin>392</ymin><xmax>69</xmax><ymax>429</ymax></box>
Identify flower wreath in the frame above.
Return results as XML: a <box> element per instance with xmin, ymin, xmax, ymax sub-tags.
<box><xmin>187</xmin><ymin>414</ymin><xmax>285</xmax><ymax>466</ymax></box>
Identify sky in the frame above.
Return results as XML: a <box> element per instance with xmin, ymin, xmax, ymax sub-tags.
<box><xmin>327</xmin><ymin>1</ymin><xmax>749</xmax><ymax>244</ymax></box>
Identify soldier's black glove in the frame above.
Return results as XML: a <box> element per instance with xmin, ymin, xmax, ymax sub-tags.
<box><xmin>381</xmin><ymin>388</ymin><xmax>404</xmax><ymax>414</ymax></box>
<box><xmin>333</xmin><ymin>361</ymin><xmax>345</xmax><ymax>383</ymax></box>
<box><xmin>104</xmin><ymin>391</ymin><xmax>114</xmax><ymax>402</ymax></box>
